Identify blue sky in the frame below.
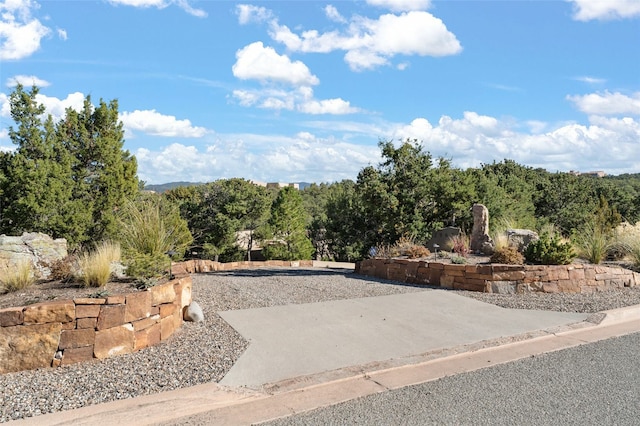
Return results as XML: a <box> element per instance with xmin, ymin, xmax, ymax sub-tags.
<box><xmin>1</xmin><ymin>0</ymin><xmax>639</xmax><ymax>184</ymax></box>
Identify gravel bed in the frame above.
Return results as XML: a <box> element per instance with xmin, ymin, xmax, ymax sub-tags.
<box><xmin>2</xmin><ymin>267</ymin><xmax>640</xmax><ymax>423</ymax></box>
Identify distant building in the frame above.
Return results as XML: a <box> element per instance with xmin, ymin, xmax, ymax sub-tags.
<box><xmin>569</xmin><ymin>170</ymin><xmax>606</xmax><ymax>178</ymax></box>
<box><xmin>251</xmin><ymin>181</ymin><xmax>300</xmax><ymax>190</ymax></box>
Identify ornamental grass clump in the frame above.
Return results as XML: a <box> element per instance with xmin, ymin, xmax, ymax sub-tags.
<box><xmin>0</xmin><ymin>260</ymin><xmax>36</xmax><ymax>293</ymax></box>
<box><xmin>116</xmin><ymin>196</ymin><xmax>192</xmax><ymax>280</ymax></box>
<box><xmin>79</xmin><ymin>241</ymin><xmax>121</xmax><ymax>288</ymax></box>
<box><xmin>615</xmin><ymin>222</ymin><xmax>640</xmax><ymax>267</ymax></box>
<box><xmin>574</xmin><ymin>222</ymin><xmax>613</xmax><ymax>265</ymax></box>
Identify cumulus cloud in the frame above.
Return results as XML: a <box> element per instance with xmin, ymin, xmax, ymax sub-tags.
<box><xmin>231</xmin><ymin>86</ymin><xmax>360</xmax><ymax>115</ymax></box>
<box><xmin>268</xmin><ymin>10</ymin><xmax>461</xmax><ymax>71</ymax></box>
<box><xmin>366</xmin><ymin>0</ymin><xmax>431</xmax><ymax>12</ymax></box>
<box><xmin>135</xmin><ymin>132</ymin><xmax>380</xmax><ymax>184</ymax></box>
<box><xmin>107</xmin><ymin>0</ymin><xmax>206</xmax><ymax>17</ymax></box>
<box><xmin>390</xmin><ymin>111</ymin><xmax>640</xmax><ymax>174</ymax></box>
<box><xmin>299</xmin><ymin>98</ymin><xmax>360</xmax><ymax>115</ymax></box>
<box><xmin>36</xmin><ymin>91</ymin><xmax>85</xmax><ymax>121</ymax></box>
<box><xmin>6</xmin><ymin>74</ymin><xmax>50</xmax><ymax>87</ymax></box>
<box><xmin>119</xmin><ymin>109</ymin><xmax>208</xmax><ymax>138</ymax></box>
<box><xmin>0</xmin><ymin>0</ymin><xmax>51</xmax><ymax>60</ymax></box>
<box><xmin>232</xmin><ymin>42</ymin><xmax>320</xmax><ymax>86</ymax></box>
<box><xmin>567</xmin><ymin>91</ymin><xmax>640</xmax><ymax>116</ymax></box>
<box><xmin>569</xmin><ymin>0</ymin><xmax>640</xmax><ymax>21</ymax></box>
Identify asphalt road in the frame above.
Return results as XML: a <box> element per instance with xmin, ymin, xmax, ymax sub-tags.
<box><xmin>263</xmin><ymin>331</ymin><xmax>640</xmax><ymax>426</ymax></box>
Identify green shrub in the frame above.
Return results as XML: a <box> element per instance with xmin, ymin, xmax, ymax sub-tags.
<box><xmin>124</xmin><ymin>252</ymin><xmax>168</xmax><ymax>281</ymax></box>
<box><xmin>78</xmin><ymin>241</ymin><xmax>120</xmax><ymax>287</ymax></box>
<box><xmin>490</xmin><ymin>246</ymin><xmax>524</xmax><ymax>265</ymax></box>
<box><xmin>524</xmin><ymin>232</ymin><xmax>575</xmax><ymax>265</ymax></box>
<box><xmin>574</xmin><ymin>222</ymin><xmax>613</xmax><ymax>264</ymax></box>
<box><xmin>0</xmin><ymin>260</ymin><xmax>36</xmax><ymax>293</ymax></box>
<box><xmin>450</xmin><ymin>255</ymin><xmax>467</xmax><ymax>264</ymax></box>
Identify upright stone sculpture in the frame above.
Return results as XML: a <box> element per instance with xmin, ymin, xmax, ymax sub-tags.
<box><xmin>470</xmin><ymin>204</ymin><xmax>494</xmax><ymax>254</ymax></box>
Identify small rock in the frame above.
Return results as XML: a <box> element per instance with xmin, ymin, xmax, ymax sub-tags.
<box><xmin>183</xmin><ymin>301</ymin><xmax>204</xmax><ymax>322</ymax></box>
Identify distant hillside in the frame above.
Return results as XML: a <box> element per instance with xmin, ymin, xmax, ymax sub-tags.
<box><xmin>145</xmin><ymin>181</ymin><xmax>313</xmax><ymax>193</ymax></box>
<box><xmin>144</xmin><ymin>182</ymin><xmax>203</xmax><ymax>193</ymax></box>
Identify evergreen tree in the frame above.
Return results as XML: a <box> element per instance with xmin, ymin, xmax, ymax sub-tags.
<box><xmin>58</xmin><ymin>96</ymin><xmax>139</xmax><ymax>242</ymax></box>
<box><xmin>263</xmin><ymin>186</ymin><xmax>314</xmax><ymax>260</ymax></box>
<box><xmin>2</xmin><ymin>85</ymin><xmax>87</xmax><ymax>244</ymax></box>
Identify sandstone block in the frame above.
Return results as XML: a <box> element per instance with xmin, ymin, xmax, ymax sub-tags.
<box><xmin>61</xmin><ymin>346</ymin><xmax>94</xmax><ymax>366</ymax></box>
<box><xmin>124</xmin><ymin>291</ymin><xmax>151</xmax><ymax>322</ymax></box>
<box><xmin>568</xmin><ymin>268</ymin><xmax>586</xmax><ymax>281</ymax></box>
<box><xmin>160</xmin><ymin>316</ymin><xmax>175</xmax><ymax>340</ymax></box>
<box><xmin>132</xmin><ymin>315</ymin><xmax>160</xmax><ymax>332</ymax></box>
<box><xmin>159</xmin><ymin>303</ymin><xmax>178</xmax><ymax>318</ymax></box>
<box><xmin>23</xmin><ymin>300</ymin><xmax>74</xmax><ymax>324</ymax></box>
<box><xmin>94</xmin><ymin>324</ymin><xmax>134</xmax><ymax>359</ymax></box>
<box><xmin>490</xmin><ymin>281</ymin><xmax>517</xmax><ymax>294</ymax></box>
<box><xmin>76</xmin><ymin>304</ymin><xmax>101</xmax><ymax>318</ymax></box>
<box><xmin>59</xmin><ymin>328</ymin><xmax>95</xmax><ymax>349</ymax></box>
<box><xmin>106</xmin><ymin>295</ymin><xmax>125</xmax><ymax>304</ymax></box>
<box><xmin>492</xmin><ymin>271</ymin><xmax>526</xmax><ymax>281</ymax></box>
<box><xmin>76</xmin><ymin>317</ymin><xmax>98</xmax><ymax>329</ymax></box>
<box><xmin>0</xmin><ymin>323</ymin><xmax>61</xmax><ymax>373</ymax></box>
<box><xmin>96</xmin><ymin>305</ymin><xmax>126</xmax><ymax>330</ymax></box>
<box><xmin>151</xmin><ymin>283</ymin><xmax>176</xmax><ymax>306</ymax></box>
<box><xmin>440</xmin><ymin>275</ymin><xmax>455</xmax><ymax>289</ymax></box>
<box><xmin>73</xmin><ymin>298</ymin><xmax>105</xmax><ymax>305</ymax></box>
<box><xmin>542</xmin><ymin>282</ymin><xmax>559</xmax><ymax>293</ymax></box>
<box><xmin>0</xmin><ymin>307</ymin><xmax>23</xmax><ymax>326</ymax></box>
<box><xmin>134</xmin><ymin>323</ymin><xmax>161</xmax><ymax>351</ymax></box>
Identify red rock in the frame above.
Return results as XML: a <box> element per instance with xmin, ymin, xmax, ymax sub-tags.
<box><xmin>135</xmin><ymin>323</ymin><xmax>161</xmax><ymax>351</ymax></box>
<box><xmin>61</xmin><ymin>346</ymin><xmax>94</xmax><ymax>365</ymax></box>
<box><xmin>59</xmin><ymin>328</ymin><xmax>95</xmax><ymax>349</ymax></box>
<box><xmin>0</xmin><ymin>323</ymin><xmax>62</xmax><ymax>373</ymax></box>
<box><xmin>151</xmin><ymin>282</ymin><xmax>176</xmax><ymax>306</ymax></box>
<box><xmin>96</xmin><ymin>305</ymin><xmax>126</xmax><ymax>330</ymax></box>
<box><xmin>94</xmin><ymin>324</ymin><xmax>134</xmax><ymax>359</ymax></box>
<box><xmin>124</xmin><ymin>291</ymin><xmax>151</xmax><ymax>322</ymax></box>
<box><xmin>76</xmin><ymin>304</ymin><xmax>101</xmax><ymax>318</ymax></box>
<box><xmin>0</xmin><ymin>307</ymin><xmax>23</xmax><ymax>326</ymax></box>
<box><xmin>23</xmin><ymin>300</ymin><xmax>75</xmax><ymax>324</ymax></box>
<box><xmin>76</xmin><ymin>317</ymin><xmax>98</xmax><ymax>329</ymax></box>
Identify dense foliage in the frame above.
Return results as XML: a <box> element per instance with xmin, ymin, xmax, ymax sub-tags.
<box><xmin>0</xmin><ymin>85</ymin><xmax>139</xmax><ymax>247</ymax></box>
<box><xmin>2</xmin><ymin>85</ymin><xmax>639</xmax><ymax>265</ymax></box>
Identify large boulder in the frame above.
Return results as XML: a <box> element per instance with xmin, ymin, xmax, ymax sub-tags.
<box><xmin>506</xmin><ymin>229</ymin><xmax>539</xmax><ymax>252</ymax></box>
<box><xmin>426</xmin><ymin>227</ymin><xmax>461</xmax><ymax>252</ymax></box>
<box><xmin>0</xmin><ymin>232</ymin><xmax>68</xmax><ymax>279</ymax></box>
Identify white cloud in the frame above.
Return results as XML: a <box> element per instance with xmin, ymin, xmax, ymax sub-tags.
<box><xmin>569</xmin><ymin>0</ymin><xmax>640</xmax><ymax>21</ymax></box>
<box><xmin>231</xmin><ymin>86</ymin><xmax>360</xmax><ymax>115</ymax></box>
<box><xmin>366</xmin><ymin>0</ymin><xmax>431</xmax><ymax>12</ymax></box>
<box><xmin>567</xmin><ymin>91</ymin><xmax>640</xmax><ymax>115</ymax></box>
<box><xmin>120</xmin><ymin>109</ymin><xmax>208</xmax><ymax>138</ymax></box>
<box><xmin>57</xmin><ymin>28</ymin><xmax>67</xmax><ymax>40</ymax></box>
<box><xmin>391</xmin><ymin>111</ymin><xmax>640</xmax><ymax>174</ymax></box>
<box><xmin>236</xmin><ymin>4</ymin><xmax>272</xmax><ymax>24</ymax></box>
<box><xmin>299</xmin><ymin>98</ymin><xmax>360</xmax><ymax>115</ymax></box>
<box><xmin>36</xmin><ymin>91</ymin><xmax>85</xmax><ymax>121</ymax></box>
<box><xmin>0</xmin><ymin>0</ymin><xmax>51</xmax><ymax>60</ymax></box>
<box><xmin>324</xmin><ymin>5</ymin><xmax>346</xmax><ymax>23</ymax></box>
<box><xmin>6</xmin><ymin>74</ymin><xmax>50</xmax><ymax>87</ymax></box>
<box><xmin>135</xmin><ymin>133</ymin><xmax>380</xmax><ymax>184</ymax></box>
<box><xmin>232</xmin><ymin>42</ymin><xmax>320</xmax><ymax>86</ymax></box>
<box><xmin>268</xmin><ymin>10</ymin><xmax>462</xmax><ymax>71</ymax></box>
<box><xmin>107</xmin><ymin>0</ymin><xmax>206</xmax><ymax>17</ymax></box>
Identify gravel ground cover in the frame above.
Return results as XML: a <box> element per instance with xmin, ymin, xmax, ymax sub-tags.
<box><xmin>2</xmin><ymin>267</ymin><xmax>640</xmax><ymax>423</ymax></box>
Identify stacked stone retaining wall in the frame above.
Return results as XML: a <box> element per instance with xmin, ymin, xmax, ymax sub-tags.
<box><xmin>0</xmin><ymin>271</ymin><xmax>192</xmax><ymax>374</ymax></box>
<box><xmin>356</xmin><ymin>259</ymin><xmax>640</xmax><ymax>294</ymax></box>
